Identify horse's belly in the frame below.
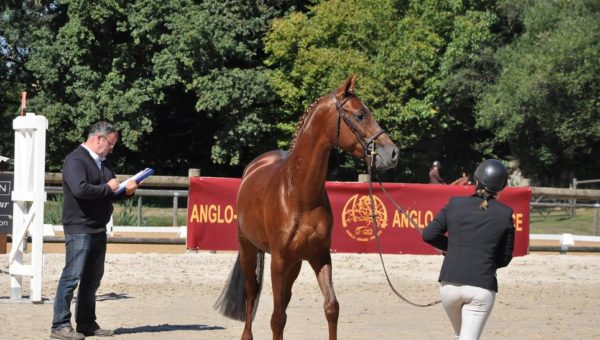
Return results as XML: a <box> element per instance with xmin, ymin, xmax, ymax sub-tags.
<box><xmin>238</xmin><ymin>223</ymin><xmax>271</xmax><ymax>253</ymax></box>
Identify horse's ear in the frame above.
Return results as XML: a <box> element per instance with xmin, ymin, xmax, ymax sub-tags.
<box><xmin>336</xmin><ymin>74</ymin><xmax>357</xmax><ymax>99</ymax></box>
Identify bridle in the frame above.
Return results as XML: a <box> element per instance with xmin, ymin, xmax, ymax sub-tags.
<box><xmin>332</xmin><ymin>92</ymin><xmax>441</xmax><ymax>308</ymax></box>
<box><xmin>331</xmin><ymin>92</ymin><xmax>385</xmax><ymax>163</ymax></box>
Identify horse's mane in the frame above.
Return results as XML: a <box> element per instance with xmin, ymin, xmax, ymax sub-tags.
<box><xmin>290</xmin><ymin>97</ymin><xmax>322</xmax><ymax>151</ymax></box>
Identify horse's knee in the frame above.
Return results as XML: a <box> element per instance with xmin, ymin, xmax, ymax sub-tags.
<box><xmin>324</xmin><ymin>299</ymin><xmax>339</xmax><ymax>323</ymax></box>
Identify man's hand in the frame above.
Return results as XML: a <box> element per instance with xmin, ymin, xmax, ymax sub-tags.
<box><xmin>107</xmin><ymin>178</ymin><xmax>120</xmax><ymax>192</ymax></box>
<box><xmin>125</xmin><ymin>181</ymin><xmax>138</xmax><ymax>196</ymax></box>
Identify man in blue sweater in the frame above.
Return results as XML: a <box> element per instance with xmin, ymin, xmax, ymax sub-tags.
<box><xmin>51</xmin><ymin>121</ymin><xmax>138</xmax><ymax>339</ymax></box>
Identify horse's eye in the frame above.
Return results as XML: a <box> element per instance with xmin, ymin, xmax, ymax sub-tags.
<box><xmin>356</xmin><ymin>113</ymin><xmax>365</xmax><ymax>122</ymax></box>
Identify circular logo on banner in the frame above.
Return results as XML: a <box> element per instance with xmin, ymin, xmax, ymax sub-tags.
<box><xmin>341</xmin><ymin>194</ymin><xmax>388</xmax><ymax>242</ymax></box>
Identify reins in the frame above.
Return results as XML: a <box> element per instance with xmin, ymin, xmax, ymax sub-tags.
<box><xmin>366</xmin><ymin>158</ymin><xmax>441</xmax><ymax>307</ymax></box>
<box><xmin>332</xmin><ymin>92</ymin><xmax>441</xmax><ymax>307</ymax></box>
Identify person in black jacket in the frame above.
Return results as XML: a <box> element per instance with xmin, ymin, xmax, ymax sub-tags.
<box><xmin>51</xmin><ymin>121</ymin><xmax>138</xmax><ymax>340</ymax></box>
<box><xmin>422</xmin><ymin>159</ymin><xmax>515</xmax><ymax>340</ymax></box>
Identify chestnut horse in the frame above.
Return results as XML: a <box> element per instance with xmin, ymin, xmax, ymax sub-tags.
<box><xmin>215</xmin><ymin>75</ymin><xmax>399</xmax><ymax>340</ymax></box>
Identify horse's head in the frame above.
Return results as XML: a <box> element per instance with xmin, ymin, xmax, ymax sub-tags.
<box><xmin>330</xmin><ymin>75</ymin><xmax>399</xmax><ymax>171</ymax></box>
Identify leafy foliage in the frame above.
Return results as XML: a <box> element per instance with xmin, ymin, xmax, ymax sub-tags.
<box><xmin>1</xmin><ymin>0</ymin><xmax>598</xmax><ymax>185</ymax></box>
<box><xmin>265</xmin><ymin>0</ymin><xmax>505</xmax><ymax>181</ymax></box>
<box><xmin>477</xmin><ymin>0</ymin><xmax>600</xmax><ymax>184</ymax></box>
<box><xmin>0</xmin><ymin>1</ymin><xmax>59</xmax><ymax>162</ymax></box>
<box><xmin>2</xmin><ymin>0</ymin><xmax>304</xmax><ymax>176</ymax></box>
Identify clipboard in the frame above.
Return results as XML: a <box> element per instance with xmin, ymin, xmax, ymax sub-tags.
<box><xmin>114</xmin><ymin>168</ymin><xmax>154</xmax><ymax>196</ymax></box>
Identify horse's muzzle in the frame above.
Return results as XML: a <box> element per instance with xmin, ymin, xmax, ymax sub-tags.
<box><xmin>374</xmin><ymin>145</ymin><xmax>399</xmax><ymax>171</ymax></box>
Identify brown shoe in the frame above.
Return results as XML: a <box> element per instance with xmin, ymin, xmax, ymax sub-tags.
<box><xmin>50</xmin><ymin>326</ymin><xmax>85</xmax><ymax>340</ymax></box>
<box><xmin>76</xmin><ymin>323</ymin><xmax>114</xmax><ymax>337</ymax></box>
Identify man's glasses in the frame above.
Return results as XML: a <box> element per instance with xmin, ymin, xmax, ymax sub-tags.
<box><xmin>101</xmin><ymin>135</ymin><xmax>117</xmax><ymax>148</ymax></box>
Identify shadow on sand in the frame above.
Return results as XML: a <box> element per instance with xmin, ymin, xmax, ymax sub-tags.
<box><xmin>96</xmin><ymin>292</ymin><xmax>133</xmax><ymax>301</ymax></box>
<box><xmin>114</xmin><ymin>324</ymin><xmax>225</xmax><ymax>335</ymax></box>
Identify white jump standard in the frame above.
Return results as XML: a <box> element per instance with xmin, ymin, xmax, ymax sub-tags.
<box><xmin>9</xmin><ymin>112</ymin><xmax>48</xmax><ymax>303</ymax></box>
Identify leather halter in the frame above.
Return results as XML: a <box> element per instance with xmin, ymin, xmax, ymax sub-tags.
<box><xmin>331</xmin><ymin>92</ymin><xmax>385</xmax><ymax>165</ymax></box>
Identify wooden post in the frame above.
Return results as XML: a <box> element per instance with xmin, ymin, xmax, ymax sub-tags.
<box><xmin>186</xmin><ymin>168</ymin><xmax>200</xmax><ymax>252</ymax></box>
<box><xmin>188</xmin><ymin>168</ymin><xmax>201</xmax><ymax>177</ymax></box>
<box><xmin>358</xmin><ymin>174</ymin><xmax>370</xmax><ymax>183</ymax></box>
<box><xmin>571</xmin><ymin>178</ymin><xmax>577</xmax><ymax>217</ymax></box>
<box><xmin>594</xmin><ymin>203</ymin><xmax>600</xmax><ymax>236</ymax></box>
<box><xmin>136</xmin><ymin>196</ymin><xmax>143</xmax><ymax>226</ymax></box>
<box><xmin>0</xmin><ymin>234</ymin><xmax>6</xmax><ymax>254</ymax></box>
<box><xmin>172</xmin><ymin>192</ymin><xmax>179</xmax><ymax>226</ymax></box>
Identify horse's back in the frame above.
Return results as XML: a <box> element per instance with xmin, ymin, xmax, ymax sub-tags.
<box><xmin>241</xmin><ymin>149</ymin><xmax>288</xmax><ymax>181</ymax></box>
<box><xmin>239</xmin><ymin>150</ymin><xmax>288</xmax><ymax>200</ymax></box>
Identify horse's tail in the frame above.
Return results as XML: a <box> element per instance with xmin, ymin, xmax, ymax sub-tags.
<box><xmin>214</xmin><ymin>251</ymin><xmax>265</xmax><ymax>321</ymax></box>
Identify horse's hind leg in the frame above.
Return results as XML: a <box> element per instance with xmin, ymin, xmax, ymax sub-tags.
<box><xmin>270</xmin><ymin>256</ymin><xmax>302</xmax><ymax>340</ymax></box>
<box><xmin>283</xmin><ymin>261</ymin><xmax>302</xmax><ymax>310</ymax></box>
<box><xmin>309</xmin><ymin>254</ymin><xmax>339</xmax><ymax>340</ymax></box>
<box><xmin>239</xmin><ymin>238</ymin><xmax>264</xmax><ymax>340</ymax></box>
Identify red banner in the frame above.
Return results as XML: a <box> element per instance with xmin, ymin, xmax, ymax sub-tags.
<box><xmin>187</xmin><ymin>177</ymin><xmax>530</xmax><ymax>256</ymax></box>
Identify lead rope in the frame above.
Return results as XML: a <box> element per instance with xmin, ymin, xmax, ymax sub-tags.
<box><xmin>366</xmin><ymin>150</ymin><xmax>441</xmax><ymax>307</ymax></box>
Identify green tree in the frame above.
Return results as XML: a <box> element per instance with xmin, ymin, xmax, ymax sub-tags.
<box><xmin>2</xmin><ymin>0</ymin><xmax>306</xmax><ymax>176</ymax></box>
<box><xmin>477</xmin><ymin>0</ymin><xmax>600</xmax><ymax>184</ymax></box>
<box><xmin>0</xmin><ymin>1</ymin><xmax>58</xmax><ymax>163</ymax></box>
<box><xmin>265</xmin><ymin>0</ymin><xmax>505</xmax><ymax>181</ymax></box>
<box><xmin>4</xmin><ymin>0</ymin><xmax>598</xmax><ymax>185</ymax></box>
<box><xmin>434</xmin><ymin>4</ymin><xmax>508</xmax><ymax>179</ymax></box>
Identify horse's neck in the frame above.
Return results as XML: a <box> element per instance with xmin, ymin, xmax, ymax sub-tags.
<box><xmin>286</xmin><ymin>132</ymin><xmax>332</xmax><ymax>204</ymax></box>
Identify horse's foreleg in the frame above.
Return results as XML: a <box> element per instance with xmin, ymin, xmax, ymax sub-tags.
<box><xmin>310</xmin><ymin>256</ymin><xmax>339</xmax><ymax>340</ymax></box>
<box><xmin>270</xmin><ymin>256</ymin><xmax>301</xmax><ymax>340</ymax></box>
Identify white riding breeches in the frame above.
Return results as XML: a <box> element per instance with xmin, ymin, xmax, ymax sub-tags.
<box><xmin>440</xmin><ymin>282</ymin><xmax>496</xmax><ymax>340</ymax></box>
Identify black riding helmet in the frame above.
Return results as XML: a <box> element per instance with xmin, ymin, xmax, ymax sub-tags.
<box><xmin>474</xmin><ymin>159</ymin><xmax>508</xmax><ymax>193</ymax></box>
